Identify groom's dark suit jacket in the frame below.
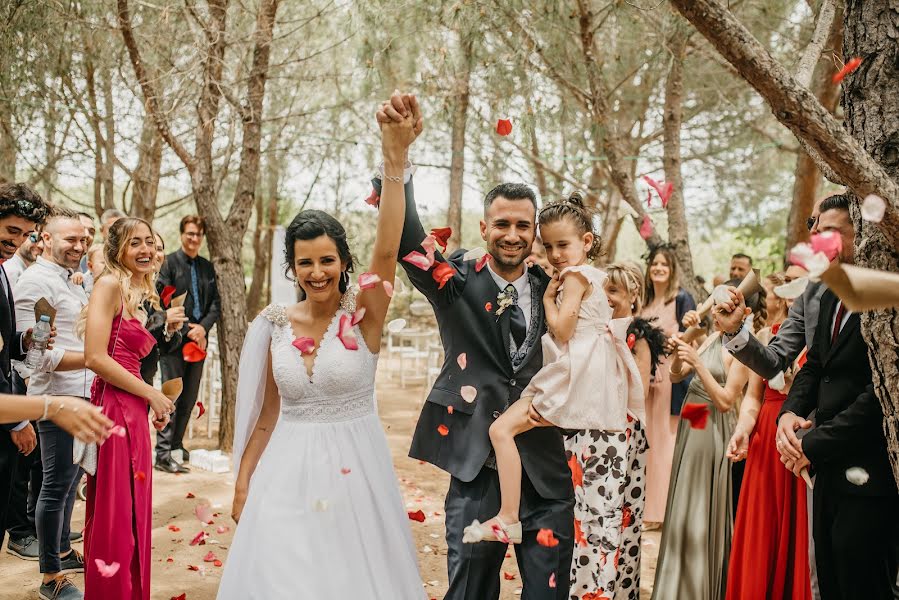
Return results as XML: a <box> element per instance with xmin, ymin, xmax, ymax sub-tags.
<box><xmin>383</xmin><ymin>178</ymin><xmax>572</xmax><ymax>500</ymax></box>
<box><xmin>0</xmin><ymin>266</ymin><xmax>26</xmax><ymax>429</ymax></box>
<box><xmin>780</xmin><ymin>289</ymin><xmax>897</xmax><ymax>497</ymax></box>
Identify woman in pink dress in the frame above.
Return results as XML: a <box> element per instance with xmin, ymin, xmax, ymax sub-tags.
<box><xmin>82</xmin><ymin>218</ymin><xmax>176</xmax><ymax>600</ymax></box>
<box><xmin>639</xmin><ymin>246</ymin><xmax>696</xmax><ymax>529</ymax></box>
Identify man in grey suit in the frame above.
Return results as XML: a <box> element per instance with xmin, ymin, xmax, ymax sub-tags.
<box><xmin>711</xmin><ymin>193</ymin><xmax>855</xmax><ymax>600</ymax></box>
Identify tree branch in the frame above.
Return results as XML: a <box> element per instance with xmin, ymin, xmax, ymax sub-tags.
<box><xmin>795</xmin><ymin>0</ymin><xmax>836</xmax><ymax>88</ymax></box>
<box><xmin>117</xmin><ymin>0</ymin><xmax>196</xmax><ymax>172</ymax></box>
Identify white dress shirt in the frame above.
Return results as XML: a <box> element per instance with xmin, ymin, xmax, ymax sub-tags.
<box><xmin>486</xmin><ymin>261</ymin><xmax>532</xmax><ymax>333</ymax></box>
<box><xmin>14</xmin><ymin>256</ymin><xmax>94</xmax><ymax>397</ymax></box>
<box><xmin>3</xmin><ymin>254</ymin><xmax>27</xmax><ymax>288</ymax></box>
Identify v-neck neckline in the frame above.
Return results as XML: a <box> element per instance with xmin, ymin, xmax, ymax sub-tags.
<box><xmin>287</xmin><ymin>310</ymin><xmax>343</xmax><ymax>381</ymax></box>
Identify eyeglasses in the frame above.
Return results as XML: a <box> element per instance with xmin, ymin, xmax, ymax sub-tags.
<box><xmin>183</xmin><ymin>232</ymin><xmax>203</xmax><ymax>239</ymax></box>
<box><xmin>806</xmin><ymin>216</ymin><xmax>817</xmax><ymax>231</ymax></box>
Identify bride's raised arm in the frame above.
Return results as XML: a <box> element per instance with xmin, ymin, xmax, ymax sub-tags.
<box><xmin>357</xmin><ymin>93</ymin><xmax>421</xmax><ymax>350</ymax></box>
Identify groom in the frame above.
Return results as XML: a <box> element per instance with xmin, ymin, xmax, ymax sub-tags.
<box><xmin>376</xmin><ymin>95</ymin><xmax>574</xmax><ymax>600</ymax></box>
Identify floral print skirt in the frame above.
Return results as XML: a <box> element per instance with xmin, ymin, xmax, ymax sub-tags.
<box><xmin>566</xmin><ymin>416</ymin><xmax>648</xmax><ymax>600</ymax></box>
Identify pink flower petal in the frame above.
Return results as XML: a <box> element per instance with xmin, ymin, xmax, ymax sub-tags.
<box><xmin>337</xmin><ymin>314</ymin><xmax>359</xmax><ymax>350</ymax></box>
<box><xmin>810</xmin><ymin>231</ymin><xmax>842</xmax><ymax>261</ymax></box>
<box><xmin>358</xmin><ymin>272</ymin><xmax>381</xmax><ymax>289</ymax></box>
<box><xmin>402</xmin><ymin>250</ymin><xmax>433</xmax><ymax>270</ymax></box>
<box><xmin>203</xmin><ymin>551</ymin><xmax>217</xmax><ymax>562</ymax></box>
<box><xmin>456</xmin><ymin>353</ymin><xmax>467</xmax><ymax>370</ymax></box>
<box><xmin>340</xmin><ymin>468</ymin><xmax>351</xmax><ymax>475</ymax></box>
<box><xmin>421</xmin><ymin>235</ymin><xmax>437</xmax><ymax>264</ymax></box>
<box><xmin>460</xmin><ymin>386</ymin><xmax>477</xmax><ymax>403</ymax></box>
<box><xmin>351</xmin><ymin>307</ymin><xmax>366</xmax><ymax>326</ymax></box>
<box><xmin>382</xmin><ymin>280</ymin><xmax>394</xmax><ymax>297</ymax></box>
<box><xmin>110</xmin><ymin>425</ymin><xmax>126</xmax><ymax>438</ymax></box>
<box><xmin>216</xmin><ymin>526</ymin><xmax>230</xmax><ymax>534</ymax></box>
<box><xmin>364</xmin><ymin>188</ymin><xmax>380</xmax><ymax>207</ymax></box>
<box><xmin>861</xmin><ymin>194</ymin><xmax>886</xmax><ymax>223</ymax></box>
<box><xmin>639</xmin><ymin>215</ymin><xmax>654</xmax><ymax>240</ymax></box>
<box><xmin>292</xmin><ymin>337</ymin><xmax>315</xmax><ymax>355</ymax></box>
<box><xmin>194</xmin><ymin>503</ymin><xmax>214</xmax><ymax>525</ymax></box>
<box><xmin>94</xmin><ymin>559</ymin><xmax>120</xmax><ymax>578</ymax></box>
<box><xmin>549</xmin><ymin>572</ymin><xmax>557</xmax><ymax>588</ymax></box>
<box><xmin>642</xmin><ymin>175</ymin><xmax>673</xmax><ymax>206</ymax></box>
<box><xmin>475</xmin><ymin>254</ymin><xmax>490</xmax><ymax>273</ymax></box>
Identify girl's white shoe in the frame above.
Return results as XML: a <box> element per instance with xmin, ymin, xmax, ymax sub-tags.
<box><xmin>462</xmin><ymin>518</ymin><xmax>523</xmax><ymax>544</ymax></box>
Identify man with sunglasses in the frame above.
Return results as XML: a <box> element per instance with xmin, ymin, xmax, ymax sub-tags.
<box><xmin>5</xmin><ymin>230</ymin><xmax>45</xmax><ymax>288</ymax></box>
<box><xmin>0</xmin><ymin>184</ymin><xmax>53</xmax><ymax>576</ymax></box>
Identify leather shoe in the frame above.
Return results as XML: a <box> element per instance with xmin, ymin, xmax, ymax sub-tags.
<box><xmin>154</xmin><ymin>458</ymin><xmax>189</xmax><ymax>474</ymax></box>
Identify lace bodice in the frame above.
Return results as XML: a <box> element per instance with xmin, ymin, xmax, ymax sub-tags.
<box><xmin>261</xmin><ymin>303</ymin><xmax>378</xmax><ymax>423</ymax></box>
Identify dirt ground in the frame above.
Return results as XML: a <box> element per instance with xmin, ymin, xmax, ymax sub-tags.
<box><xmin>0</xmin><ymin>371</ymin><xmax>659</xmax><ymax>599</ymax></box>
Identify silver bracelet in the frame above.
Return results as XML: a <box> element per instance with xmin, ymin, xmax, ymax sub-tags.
<box><xmin>382</xmin><ymin>173</ymin><xmax>403</xmax><ymax>184</ymax></box>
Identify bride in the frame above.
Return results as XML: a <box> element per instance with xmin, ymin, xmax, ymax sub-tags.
<box><xmin>217</xmin><ymin>96</ymin><xmax>425</xmax><ymax>599</ymax></box>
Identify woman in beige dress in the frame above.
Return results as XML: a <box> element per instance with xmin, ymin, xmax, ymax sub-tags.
<box><xmin>639</xmin><ymin>246</ymin><xmax>696</xmax><ymax>528</ymax></box>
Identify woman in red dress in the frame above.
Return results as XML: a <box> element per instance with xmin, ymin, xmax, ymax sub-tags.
<box><xmin>82</xmin><ymin>218</ymin><xmax>176</xmax><ymax>600</ymax></box>
<box><xmin>725</xmin><ymin>273</ymin><xmax>811</xmax><ymax>600</ymax></box>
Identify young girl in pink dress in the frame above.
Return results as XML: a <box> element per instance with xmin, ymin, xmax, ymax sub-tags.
<box><xmin>82</xmin><ymin>218</ymin><xmax>177</xmax><ymax>600</ymax></box>
<box><xmin>463</xmin><ymin>194</ymin><xmax>644</xmax><ymax>546</ymax></box>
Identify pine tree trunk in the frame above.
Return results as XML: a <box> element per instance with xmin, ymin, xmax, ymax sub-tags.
<box><xmin>0</xmin><ymin>105</ymin><xmax>15</xmax><ymax>183</ymax></box>
<box><xmin>843</xmin><ymin>0</ymin><xmax>899</xmax><ymax>484</ymax></box>
<box><xmin>446</xmin><ymin>36</ymin><xmax>473</xmax><ymax>254</ymax></box>
<box><xmin>131</xmin><ymin>117</ymin><xmax>163</xmax><ymax>221</ymax></box>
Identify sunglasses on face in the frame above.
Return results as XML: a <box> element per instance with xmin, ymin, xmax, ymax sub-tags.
<box><xmin>806</xmin><ymin>216</ymin><xmax>817</xmax><ymax>231</ymax></box>
<box><xmin>28</xmin><ymin>232</ymin><xmax>39</xmax><ymax>243</ymax></box>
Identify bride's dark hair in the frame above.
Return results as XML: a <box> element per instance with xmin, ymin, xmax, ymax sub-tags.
<box><xmin>284</xmin><ymin>210</ymin><xmax>355</xmax><ymax>299</ymax></box>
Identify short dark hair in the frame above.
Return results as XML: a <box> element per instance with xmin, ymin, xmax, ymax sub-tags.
<box><xmin>483</xmin><ymin>183</ymin><xmax>537</xmax><ymax>215</ymax></box>
<box><xmin>180</xmin><ymin>215</ymin><xmax>205</xmax><ymax>234</ymax></box>
<box><xmin>731</xmin><ymin>253</ymin><xmax>752</xmax><ymax>264</ymax></box>
<box><xmin>77</xmin><ymin>211</ymin><xmax>95</xmax><ymax>222</ymax></box>
<box><xmin>0</xmin><ymin>183</ymin><xmax>52</xmax><ymax>225</ymax></box>
<box><xmin>819</xmin><ymin>193</ymin><xmax>850</xmax><ymax>214</ymax></box>
<box><xmin>537</xmin><ymin>191</ymin><xmax>602</xmax><ymax>260</ymax></box>
<box><xmin>284</xmin><ymin>210</ymin><xmax>355</xmax><ymax>300</ymax></box>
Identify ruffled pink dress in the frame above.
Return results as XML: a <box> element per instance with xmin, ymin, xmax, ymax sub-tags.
<box><xmin>527</xmin><ymin>265</ymin><xmax>645</xmax><ymax>429</ymax></box>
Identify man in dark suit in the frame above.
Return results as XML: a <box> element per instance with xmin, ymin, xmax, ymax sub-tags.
<box><xmin>154</xmin><ymin>215</ymin><xmax>220</xmax><ymax>473</ymax></box>
<box><xmin>776</xmin><ymin>199</ymin><xmax>899</xmax><ymax>599</ymax></box>
<box><xmin>0</xmin><ymin>183</ymin><xmax>52</xmax><ymax>551</ymax></box>
<box><xmin>373</xmin><ymin>159</ymin><xmax>574</xmax><ymax>597</ymax></box>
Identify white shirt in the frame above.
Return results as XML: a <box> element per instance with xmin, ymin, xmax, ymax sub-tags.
<box><xmin>486</xmin><ymin>261</ymin><xmax>532</xmax><ymax>333</ymax></box>
<box><xmin>3</xmin><ymin>254</ymin><xmax>27</xmax><ymax>288</ymax></box>
<box><xmin>14</xmin><ymin>256</ymin><xmax>94</xmax><ymax>397</ymax></box>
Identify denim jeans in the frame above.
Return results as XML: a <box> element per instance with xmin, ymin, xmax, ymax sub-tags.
<box><xmin>36</xmin><ymin>419</ymin><xmax>82</xmax><ymax>574</ymax></box>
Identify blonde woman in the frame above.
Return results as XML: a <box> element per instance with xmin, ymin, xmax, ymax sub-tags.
<box><xmin>82</xmin><ymin>218</ymin><xmax>175</xmax><ymax>600</ymax></box>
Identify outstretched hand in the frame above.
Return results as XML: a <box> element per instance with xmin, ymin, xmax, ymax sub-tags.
<box><xmin>376</xmin><ymin>90</ymin><xmax>423</xmax><ymax>142</ymax></box>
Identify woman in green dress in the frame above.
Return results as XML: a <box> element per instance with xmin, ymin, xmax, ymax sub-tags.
<box><xmin>650</xmin><ymin>290</ymin><xmax>764</xmax><ymax>600</ymax></box>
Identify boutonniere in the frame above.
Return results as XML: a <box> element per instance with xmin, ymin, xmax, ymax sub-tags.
<box><xmin>495</xmin><ymin>289</ymin><xmax>514</xmax><ymax>316</ymax></box>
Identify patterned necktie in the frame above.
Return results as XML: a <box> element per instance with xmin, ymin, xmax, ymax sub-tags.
<box><xmin>189</xmin><ymin>260</ymin><xmax>202</xmax><ymax>322</ymax></box>
<box><xmin>505</xmin><ymin>284</ymin><xmax>527</xmax><ymax>350</ymax></box>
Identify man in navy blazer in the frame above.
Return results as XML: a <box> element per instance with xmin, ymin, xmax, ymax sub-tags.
<box><xmin>372</xmin><ymin>96</ymin><xmax>572</xmax><ymax>597</ymax></box>
<box><xmin>0</xmin><ymin>183</ymin><xmax>52</xmax><ymax>550</ymax></box>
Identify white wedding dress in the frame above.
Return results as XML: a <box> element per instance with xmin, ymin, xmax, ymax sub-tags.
<box><xmin>217</xmin><ymin>301</ymin><xmax>425</xmax><ymax>599</ymax></box>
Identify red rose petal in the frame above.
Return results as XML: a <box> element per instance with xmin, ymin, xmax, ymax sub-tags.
<box><xmin>358</xmin><ymin>272</ymin><xmax>381</xmax><ymax>290</ymax></box>
<box><xmin>182</xmin><ymin>341</ymin><xmax>207</xmax><ymax>363</ymax></box>
<box><xmin>681</xmin><ymin>402</ymin><xmax>710</xmax><ymax>429</ymax></box>
<box><xmin>203</xmin><ymin>551</ymin><xmax>217</xmax><ymax>562</ymax></box>
<box><xmin>503</xmin><ymin>572</ymin><xmax>516</xmax><ymax>580</ymax></box>
<box><xmin>337</xmin><ymin>314</ymin><xmax>359</xmax><ymax>350</ymax></box>
<box><xmin>626</xmin><ymin>333</ymin><xmax>636</xmax><ymax>350</ymax></box>
<box><xmin>832</xmin><ymin>56</ymin><xmax>862</xmax><ymax>84</ymax></box>
<box><xmin>475</xmin><ymin>254</ymin><xmax>489</xmax><ymax>273</ymax></box>
<box><xmin>485</xmin><ymin>302</ymin><xmax>493</xmax><ymax>312</ymax></box>
<box><xmin>549</xmin><ymin>572</ymin><xmax>557</xmax><ymax>588</ymax></box>
<box><xmin>407</xmin><ymin>509</ymin><xmax>426</xmax><ymax>522</ymax></box>
<box><xmin>496</xmin><ymin>119</ymin><xmax>512</xmax><ymax>136</ymax></box>
<box><xmin>168</xmin><ymin>525</ymin><xmax>181</xmax><ymax>532</ymax></box>
<box><xmin>166</xmin><ymin>557</ymin><xmax>174</xmax><ymax>563</ymax></box>
<box><xmin>187</xmin><ymin>565</ymin><xmax>199</xmax><ymax>571</ymax></box>
<box><xmin>437</xmin><ymin>424</ymin><xmax>449</xmax><ymax>436</ymax></box>
<box><xmin>351</xmin><ymin>307</ymin><xmax>366</xmax><ymax>326</ymax></box>
<box><xmin>432</xmin><ymin>262</ymin><xmax>456</xmax><ymax>289</ymax></box>
<box><xmin>189</xmin><ymin>531</ymin><xmax>208</xmax><ymax>546</ymax></box>
<box><xmin>810</xmin><ymin>231</ymin><xmax>842</xmax><ymax>262</ymax></box>
<box><xmin>292</xmin><ymin>337</ymin><xmax>315</xmax><ymax>355</ymax></box>
<box><xmin>536</xmin><ymin>528</ymin><xmax>560</xmax><ymax>548</ymax></box>
<box><xmin>213</xmin><ymin>559</ymin><xmax>222</xmax><ymax>567</ymax></box>
<box><xmin>160</xmin><ymin>285</ymin><xmax>176</xmax><ymax>308</ymax></box>
<box><xmin>364</xmin><ymin>188</ymin><xmax>380</xmax><ymax>207</ymax></box>
<box><xmin>186</xmin><ymin>492</ymin><xmax>195</xmax><ymax>499</ymax></box>
<box><xmin>430</xmin><ymin>227</ymin><xmax>452</xmax><ymax>252</ymax></box>
<box><xmin>639</xmin><ymin>215</ymin><xmax>654</xmax><ymax>240</ymax></box>
<box><xmin>196</xmin><ymin>401</ymin><xmax>205</xmax><ymax>420</ymax></box>
<box><xmin>447</xmin><ymin>406</ymin><xmax>454</xmax><ymax>415</ymax></box>
<box><xmin>172</xmin><ymin>594</ymin><xmax>187</xmax><ymax>600</ymax></box>
<box><xmin>340</xmin><ymin>468</ymin><xmax>351</xmax><ymax>475</ymax></box>
<box><xmin>134</xmin><ymin>471</ymin><xmax>146</xmax><ymax>482</ymax></box>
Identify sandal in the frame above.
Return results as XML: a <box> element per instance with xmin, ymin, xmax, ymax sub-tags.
<box><xmin>462</xmin><ymin>517</ymin><xmax>522</xmax><ymax>544</ymax></box>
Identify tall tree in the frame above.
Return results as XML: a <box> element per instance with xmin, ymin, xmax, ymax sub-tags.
<box><xmin>668</xmin><ymin>0</ymin><xmax>899</xmax><ymax>483</ymax></box>
<box><xmin>118</xmin><ymin>0</ymin><xmax>282</xmax><ymax>447</ymax></box>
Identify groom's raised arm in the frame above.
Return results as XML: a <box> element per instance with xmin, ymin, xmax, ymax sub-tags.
<box><xmin>372</xmin><ymin>174</ymin><xmax>464</xmax><ymax>305</ymax></box>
